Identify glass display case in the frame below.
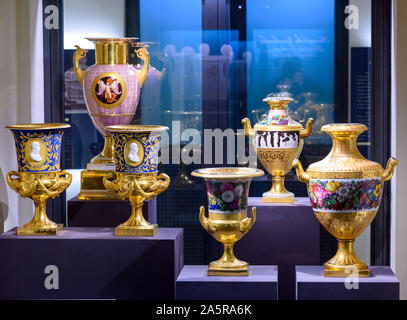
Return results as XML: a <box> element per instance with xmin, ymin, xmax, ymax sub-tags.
<box><xmin>40</xmin><ymin>0</ymin><xmax>390</xmax><ymax>268</ymax></box>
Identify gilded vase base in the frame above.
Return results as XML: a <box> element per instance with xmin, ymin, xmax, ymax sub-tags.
<box><xmin>324</xmin><ymin>263</ymin><xmax>370</xmax><ymax>277</ymax></box>
<box><xmin>323</xmin><ymin>249</ymin><xmax>371</xmax><ymax>277</ymax></box>
<box><xmin>207</xmin><ymin>260</ymin><xmax>249</xmax><ymax>276</ymax></box>
<box><xmin>262</xmin><ymin>191</ymin><xmax>294</xmax><ymax>203</ymax></box>
<box><xmin>17</xmin><ymin>223</ymin><xmax>63</xmax><ymax>236</ymax></box>
<box><xmin>115</xmin><ymin>224</ymin><xmax>158</xmax><ymax>236</ymax></box>
<box><xmin>78</xmin><ymin>170</ymin><xmax>121</xmax><ymax>200</ymax></box>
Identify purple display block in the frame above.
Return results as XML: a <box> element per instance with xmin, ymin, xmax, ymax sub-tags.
<box><xmin>205</xmin><ymin>197</ymin><xmax>319</xmax><ymax>300</ymax></box>
<box><xmin>176</xmin><ymin>265</ymin><xmax>278</xmax><ymax>300</ymax></box>
<box><xmin>68</xmin><ymin>196</ymin><xmax>156</xmax><ymax>227</ymax></box>
<box><xmin>0</xmin><ymin>227</ymin><xmax>183</xmax><ymax>300</ymax></box>
<box><xmin>296</xmin><ymin>266</ymin><xmax>400</xmax><ymax>300</ymax></box>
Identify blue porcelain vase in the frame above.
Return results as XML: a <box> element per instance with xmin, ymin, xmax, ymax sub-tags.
<box><xmin>6</xmin><ymin>123</ymin><xmax>70</xmax><ymax>173</ymax></box>
<box><xmin>105</xmin><ymin>125</ymin><xmax>168</xmax><ymax>173</ymax></box>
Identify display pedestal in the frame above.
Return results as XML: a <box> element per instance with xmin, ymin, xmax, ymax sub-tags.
<box><xmin>176</xmin><ymin>265</ymin><xmax>278</xmax><ymax>300</ymax></box>
<box><xmin>0</xmin><ymin>227</ymin><xmax>183</xmax><ymax>299</ymax></box>
<box><xmin>296</xmin><ymin>266</ymin><xmax>399</xmax><ymax>300</ymax></box>
<box><xmin>67</xmin><ymin>196</ymin><xmax>156</xmax><ymax>227</ymax></box>
<box><xmin>205</xmin><ymin>197</ymin><xmax>319</xmax><ymax>300</ymax></box>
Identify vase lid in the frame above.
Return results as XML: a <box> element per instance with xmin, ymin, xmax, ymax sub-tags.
<box><xmin>253</xmin><ymin>94</ymin><xmax>303</xmax><ymax>131</ymax></box>
<box><xmin>191</xmin><ymin>167</ymin><xmax>264</xmax><ymax>180</ymax></box>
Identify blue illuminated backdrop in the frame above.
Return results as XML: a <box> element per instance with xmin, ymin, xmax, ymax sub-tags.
<box><xmin>246</xmin><ymin>0</ymin><xmax>335</xmax><ymax>122</ymax></box>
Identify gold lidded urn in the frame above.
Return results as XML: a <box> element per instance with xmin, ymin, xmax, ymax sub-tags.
<box><xmin>6</xmin><ymin>123</ymin><xmax>72</xmax><ymax>235</ymax></box>
<box><xmin>102</xmin><ymin>125</ymin><xmax>170</xmax><ymax>236</ymax></box>
<box><xmin>293</xmin><ymin>123</ymin><xmax>398</xmax><ymax>277</ymax></box>
<box><xmin>242</xmin><ymin>94</ymin><xmax>313</xmax><ymax>203</ymax></box>
<box><xmin>73</xmin><ymin>38</ymin><xmax>150</xmax><ymax>200</ymax></box>
<box><xmin>192</xmin><ymin>167</ymin><xmax>264</xmax><ymax>276</ymax></box>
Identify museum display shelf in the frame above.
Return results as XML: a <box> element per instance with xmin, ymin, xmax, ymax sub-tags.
<box><xmin>176</xmin><ymin>265</ymin><xmax>278</xmax><ymax>300</ymax></box>
<box><xmin>296</xmin><ymin>266</ymin><xmax>400</xmax><ymax>300</ymax></box>
<box><xmin>0</xmin><ymin>227</ymin><xmax>183</xmax><ymax>299</ymax></box>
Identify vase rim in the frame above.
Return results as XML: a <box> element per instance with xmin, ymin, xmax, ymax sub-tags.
<box><xmin>262</xmin><ymin>95</ymin><xmax>294</xmax><ymax>103</ymax></box>
<box><xmin>322</xmin><ymin>123</ymin><xmax>368</xmax><ymax>133</ymax></box>
<box><xmin>191</xmin><ymin>167</ymin><xmax>264</xmax><ymax>180</ymax></box>
<box><xmin>86</xmin><ymin>37</ymin><xmax>139</xmax><ymax>44</ymax></box>
<box><xmin>105</xmin><ymin>125</ymin><xmax>169</xmax><ymax>133</ymax></box>
<box><xmin>129</xmin><ymin>41</ymin><xmax>159</xmax><ymax>47</ymax></box>
<box><xmin>6</xmin><ymin>123</ymin><xmax>70</xmax><ymax>130</ymax></box>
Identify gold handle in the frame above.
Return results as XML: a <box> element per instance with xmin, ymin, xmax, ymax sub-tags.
<box><xmin>292</xmin><ymin>159</ymin><xmax>310</xmax><ymax>184</ymax></box>
<box><xmin>382</xmin><ymin>157</ymin><xmax>398</xmax><ymax>181</ymax></box>
<box><xmin>300</xmin><ymin>118</ymin><xmax>314</xmax><ymax>139</ymax></box>
<box><xmin>241</xmin><ymin>118</ymin><xmax>254</xmax><ymax>137</ymax></box>
<box><xmin>240</xmin><ymin>207</ymin><xmax>256</xmax><ymax>233</ymax></box>
<box><xmin>132</xmin><ymin>172</ymin><xmax>170</xmax><ymax>200</ymax></box>
<box><xmin>199</xmin><ymin>206</ymin><xmax>210</xmax><ymax>232</ymax></box>
<box><xmin>58</xmin><ymin>170</ymin><xmax>73</xmax><ymax>185</ymax></box>
<box><xmin>73</xmin><ymin>45</ymin><xmax>88</xmax><ymax>85</ymax></box>
<box><xmin>6</xmin><ymin>171</ymin><xmax>21</xmax><ymax>193</ymax></box>
<box><xmin>102</xmin><ymin>172</ymin><xmax>118</xmax><ymax>193</ymax></box>
<box><xmin>135</xmin><ymin>46</ymin><xmax>150</xmax><ymax>88</ymax></box>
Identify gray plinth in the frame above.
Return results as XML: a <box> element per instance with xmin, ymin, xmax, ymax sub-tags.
<box><xmin>176</xmin><ymin>265</ymin><xmax>278</xmax><ymax>300</ymax></box>
<box><xmin>0</xmin><ymin>227</ymin><xmax>183</xmax><ymax>300</ymax></box>
<box><xmin>205</xmin><ymin>197</ymin><xmax>319</xmax><ymax>300</ymax></box>
<box><xmin>296</xmin><ymin>266</ymin><xmax>400</xmax><ymax>300</ymax></box>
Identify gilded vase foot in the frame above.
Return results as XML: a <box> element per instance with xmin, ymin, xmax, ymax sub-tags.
<box><xmin>262</xmin><ymin>191</ymin><xmax>294</xmax><ymax>203</ymax></box>
<box><xmin>208</xmin><ymin>259</ymin><xmax>249</xmax><ymax>276</ymax></box>
<box><xmin>324</xmin><ymin>239</ymin><xmax>370</xmax><ymax>277</ymax></box>
<box><xmin>78</xmin><ymin>170</ymin><xmax>121</xmax><ymax>200</ymax></box>
<box><xmin>324</xmin><ymin>264</ymin><xmax>370</xmax><ymax>277</ymax></box>
<box><xmin>262</xmin><ymin>176</ymin><xmax>294</xmax><ymax>203</ymax></box>
<box><xmin>17</xmin><ymin>223</ymin><xmax>63</xmax><ymax>236</ymax></box>
<box><xmin>90</xmin><ymin>137</ymin><xmax>116</xmax><ymax>164</ymax></box>
<box><xmin>115</xmin><ymin>223</ymin><xmax>158</xmax><ymax>236</ymax></box>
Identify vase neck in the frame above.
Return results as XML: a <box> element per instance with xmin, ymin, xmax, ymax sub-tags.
<box><xmin>95</xmin><ymin>42</ymin><xmax>128</xmax><ymax>65</ymax></box>
<box><xmin>328</xmin><ymin>132</ymin><xmax>363</xmax><ymax>158</ymax></box>
<box><xmin>266</xmin><ymin>100</ymin><xmax>290</xmax><ymax>111</ymax></box>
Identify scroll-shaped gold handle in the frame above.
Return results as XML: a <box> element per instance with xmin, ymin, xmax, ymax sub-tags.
<box><xmin>241</xmin><ymin>118</ymin><xmax>254</xmax><ymax>137</ymax></box>
<box><xmin>382</xmin><ymin>157</ymin><xmax>398</xmax><ymax>181</ymax></box>
<box><xmin>135</xmin><ymin>46</ymin><xmax>150</xmax><ymax>88</ymax></box>
<box><xmin>292</xmin><ymin>159</ymin><xmax>310</xmax><ymax>184</ymax></box>
<box><xmin>300</xmin><ymin>118</ymin><xmax>314</xmax><ymax>139</ymax></box>
<box><xmin>199</xmin><ymin>206</ymin><xmax>210</xmax><ymax>233</ymax></box>
<box><xmin>240</xmin><ymin>207</ymin><xmax>256</xmax><ymax>233</ymax></box>
<box><xmin>73</xmin><ymin>45</ymin><xmax>88</xmax><ymax>85</ymax></box>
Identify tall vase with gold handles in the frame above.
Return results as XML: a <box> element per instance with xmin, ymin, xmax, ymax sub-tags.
<box><xmin>191</xmin><ymin>167</ymin><xmax>264</xmax><ymax>276</ymax></box>
<box><xmin>73</xmin><ymin>38</ymin><xmax>150</xmax><ymax>200</ymax></box>
<box><xmin>242</xmin><ymin>95</ymin><xmax>313</xmax><ymax>203</ymax></box>
<box><xmin>293</xmin><ymin>123</ymin><xmax>398</xmax><ymax>277</ymax></box>
<box><xmin>6</xmin><ymin>123</ymin><xmax>72</xmax><ymax>235</ymax></box>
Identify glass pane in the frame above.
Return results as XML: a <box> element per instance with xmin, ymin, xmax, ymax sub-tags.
<box><xmin>63</xmin><ymin>0</ymin><xmax>204</xmax><ymax>264</ymax></box>
<box><xmin>62</xmin><ymin>0</ymin><xmax>373</xmax><ymax>266</ymax></box>
<box><xmin>230</xmin><ymin>0</ymin><xmax>372</xmax><ymax>264</ymax></box>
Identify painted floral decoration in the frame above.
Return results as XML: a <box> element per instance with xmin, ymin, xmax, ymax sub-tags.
<box><xmin>308</xmin><ymin>179</ymin><xmax>382</xmax><ymax>212</ymax></box>
<box><xmin>259</xmin><ymin>113</ymin><xmax>290</xmax><ymax>126</ymax></box>
<box><xmin>206</xmin><ymin>180</ymin><xmax>250</xmax><ymax>213</ymax></box>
